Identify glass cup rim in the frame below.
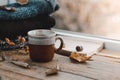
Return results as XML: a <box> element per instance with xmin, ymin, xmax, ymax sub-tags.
<box><xmin>28</xmin><ymin>29</ymin><xmax>56</xmax><ymax>39</ymax></box>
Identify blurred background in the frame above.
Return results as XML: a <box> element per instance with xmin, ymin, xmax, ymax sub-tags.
<box><xmin>53</xmin><ymin>0</ymin><xmax>120</xmax><ymax>40</ymax></box>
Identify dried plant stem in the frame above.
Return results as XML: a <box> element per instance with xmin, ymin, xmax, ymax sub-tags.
<box><xmin>11</xmin><ymin>61</ymin><xmax>31</xmax><ymax>69</ymax></box>
<box><xmin>0</xmin><ymin>52</ymin><xmax>30</xmax><ymax>69</ymax></box>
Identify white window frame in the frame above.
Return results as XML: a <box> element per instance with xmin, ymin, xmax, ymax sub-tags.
<box><xmin>52</xmin><ymin>28</ymin><xmax>120</xmax><ymax>52</ymax></box>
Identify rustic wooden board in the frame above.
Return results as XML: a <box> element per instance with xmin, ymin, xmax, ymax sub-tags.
<box><xmin>0</xmin><ymin>75</ymin><xmax>18</xmax><ymax>80</ymax></box>
<box><xmin>0</xmin><ymin>59</ymin><xmax>92</xmax><ymax>80</ymax></box>
<box><xmin>1</xmin><ymin>50</ymin><xmax>120</xmax><ymax>80</ymax></box>
<box><xmin>97</xmin><ymin>49</ymin><xmax>120</xmax><ymax>59</ymax></box>
<box><xmin>31</xmin><ymin>54</ymin><xmax>120</xmax><ymax>80</ymax></box>
<box><xmin>0</xmin><ymin>35</ymin><xmax>112</xmax><ymax>80</ymax></box>
<box><xmin>0</xmin><ymin>50</ymin><xmax>93</xmax><ymax>80</ymax></box>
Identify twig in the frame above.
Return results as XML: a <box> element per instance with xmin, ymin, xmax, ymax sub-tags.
<box><xmin>11</xmin><ymin>61</ymin><xmax>31</xmax><ymax>69</ymax></box>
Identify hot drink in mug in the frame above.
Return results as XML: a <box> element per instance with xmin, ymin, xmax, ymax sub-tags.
<box><xmin>28</xmin><ymin>29</ymin><xmax>64</xmax><ymax>62</ymax></box>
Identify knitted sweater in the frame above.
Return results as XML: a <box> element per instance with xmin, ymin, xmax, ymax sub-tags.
<box><xmin>0</xmin><ymin>0</ymin><xmax>59</xmax><ymax>20</ymax></box>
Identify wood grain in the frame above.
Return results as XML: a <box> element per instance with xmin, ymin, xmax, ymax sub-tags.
<box><xmin>1</xmin><ymin>50</ymin><xmax>120</xmax><ymax>80</ymax></box>
<box><xmin>0</xmin><ymin>36</ymin><xmax>106</xmax><ymax>80</ymax></box>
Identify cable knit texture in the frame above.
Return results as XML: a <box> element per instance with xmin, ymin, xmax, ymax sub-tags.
<box><xmin>0</xmin><ymin>0</ymin><xmax>59</xmax><ymax>20</ymax></box>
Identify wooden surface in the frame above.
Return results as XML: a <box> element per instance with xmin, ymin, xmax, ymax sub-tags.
<box><xmin>1</xmin><ymin>36</ymin><xmax>120</xmax><ymax>80</ymax></box>
<box><xmin>0</xmin><ymin>50</ymin><xmax>120</xmax><ymax>80</ymax></box>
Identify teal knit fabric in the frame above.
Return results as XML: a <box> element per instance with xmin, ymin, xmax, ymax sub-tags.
<box><xmin>0</xmin><ymin>0</ymin><xmax>59</xmax><ymax>20</ymax></box>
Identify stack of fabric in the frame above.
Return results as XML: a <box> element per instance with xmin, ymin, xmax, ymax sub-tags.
<box><xmin>0</xmin><ymin>0</ymin><xmax>59</xmax><ymax>39</ymax></box>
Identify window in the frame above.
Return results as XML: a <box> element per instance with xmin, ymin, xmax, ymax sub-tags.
<box><xmin>54</xmin><ymin>0</ymin><xmax>120</xmax><ymax>40</ymax></box>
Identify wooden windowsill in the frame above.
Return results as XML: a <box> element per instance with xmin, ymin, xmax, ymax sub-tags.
<box><xmin>0</xmin><ymin>28</ymin><xmax>120</xmax><ymax>80</ymax></box>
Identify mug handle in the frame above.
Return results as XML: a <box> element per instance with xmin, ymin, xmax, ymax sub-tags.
<box><xmin>55</xmin><ymin>37</ymin><xmax>64</xmax><ymax>53</ymax></box>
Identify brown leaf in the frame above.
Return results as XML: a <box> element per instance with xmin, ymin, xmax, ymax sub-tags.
<box><xmin>21</xmin><ymin>37</ymin><xmax>26</xmax><ymax>43</ymax></box>
<box><xmin>8</xmin><ymin>42</ymin><xmax>15</xmax><ymax>46</ymax></box>
<box><xmin>70</xmin><ymin>52</ymin><xmax>89</xmax><ymax>63</ymax></box>
<box><xmin>5</xmin><ymin>37</ymin><xmax>11</xmax><ymax>44</ymax></box>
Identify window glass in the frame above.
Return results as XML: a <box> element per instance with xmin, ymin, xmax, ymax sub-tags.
<box><xmin>54</xmin><ymin>0</ymin><xmax>120</xmax><ymax>40</ymax></box>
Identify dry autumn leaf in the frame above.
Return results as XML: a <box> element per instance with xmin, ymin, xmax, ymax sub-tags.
<box><xmin>21</xmin><ymin>37</ymin><xmax>26</xmax><ymax>43</ymax></box>
<box><xmin>5</xmin><ymin>37</ymin><xmax>10</xmax><ymax>44</ymax></box>
<box><xmin>70</xmin><ymin>52</ymin><xmax>89</xmax><ymax>63</ymax></box>
<box><xmin>8</xmin><ymin>42</ymin><xmax>15</xmax><ymax>46</ymax></box>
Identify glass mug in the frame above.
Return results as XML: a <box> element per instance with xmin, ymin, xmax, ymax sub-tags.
<box><xmin>28</xmin><ymin>29</ymin><xmax>64</xmax><ymax>62</ymax></box>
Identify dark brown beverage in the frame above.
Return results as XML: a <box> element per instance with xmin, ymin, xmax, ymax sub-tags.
<box><xmin>28</xmin><ymin>29</ymin><xmax>63</xmax><ymax>62</ymax></box>
<box><xmin>29</xmin><ymin>44</ymin><xmax>55</xmax><ymax>62</ymax></box>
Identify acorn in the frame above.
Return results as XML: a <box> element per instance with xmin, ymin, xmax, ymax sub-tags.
<box><xmin>76</xmin><ymin>46</ymin><xmax>83</xmax><ymax>52</ymax></box>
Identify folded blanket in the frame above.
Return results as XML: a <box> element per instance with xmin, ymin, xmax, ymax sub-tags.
<box><xmin>0</xmin><ymin>0</ymin><xmax>59</xmax><ymax>20</ymax></box>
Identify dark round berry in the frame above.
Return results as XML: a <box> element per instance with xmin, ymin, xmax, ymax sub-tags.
<box><xmin>76</xmin><ymin>46</ymin><xmax>83</xmax><ymax>52</ymax></box>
